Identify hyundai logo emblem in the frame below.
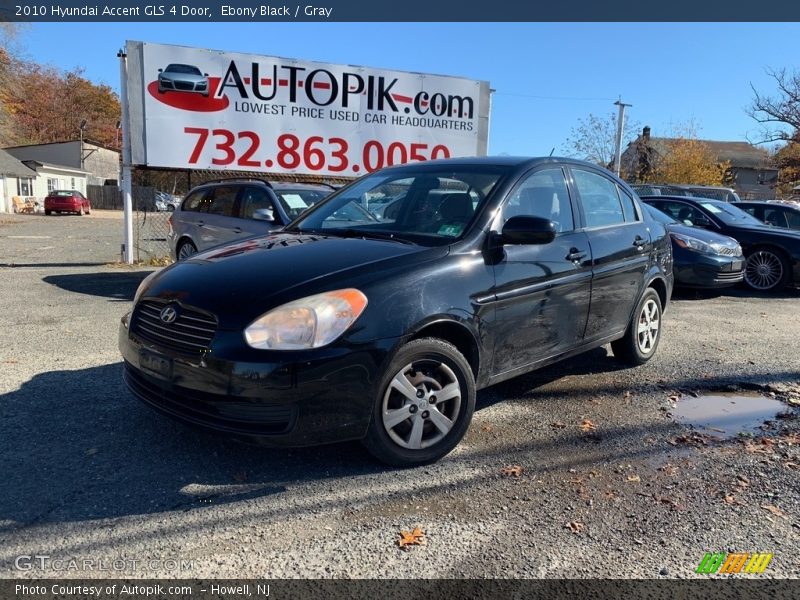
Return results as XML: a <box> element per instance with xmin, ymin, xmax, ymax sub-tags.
<box><xmin>159</xmin><ymin>306</ymin><xmax>178</xmax><ymax>324</ymax></box>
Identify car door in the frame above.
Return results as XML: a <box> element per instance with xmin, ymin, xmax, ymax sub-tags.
<box><xmin>570</xmin><ymin>167</ymin><xmax>651</xmax><ymax>342</ymax></box>
<box><xmin>237</xmin><ymin>186</ymin><xmax>284</xmax><ymax>237</ymax></box>
<box><xmin>202</xmin><ymin>185</ymin><xmax>246</xmax><ymax>248</ymax></box>
<box><xmin>490</xmin><ymin>167</ymin><xmax>592</xmax><ymax>375</ymax></box>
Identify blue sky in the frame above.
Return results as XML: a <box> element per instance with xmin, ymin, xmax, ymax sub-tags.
<box><xmin>9</xmin><ymin>22</ymin><xmax>799</xmax><ymax>155</ymax></box>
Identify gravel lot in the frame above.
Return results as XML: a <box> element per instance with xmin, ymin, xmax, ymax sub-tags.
<box><xmin>1</xmin><ymin>212</ymin><xmax>798</xmax><ymax>579</ymax></box>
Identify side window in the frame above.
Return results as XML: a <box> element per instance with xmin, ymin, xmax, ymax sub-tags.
<box><xmin>502</xmin><ymin>168</ymin><xmax>574</xmax><ymax>232</ymax></box>
<box><xmin>739</xmin><ymin>205</ymin><xmax>758</xmax><ymax>218</ymax></box>
<box><xmin>206</xmin><ymin>186</ymin><xmax>238</xmax><ymax>217</ymax></box>
<box><xmin>572</xmin><ymin>169</ymin><xmax>625</xmax><ymax>228</ymax></box>
<box><xmin>763</xmin><ymin>208</ymin><xmax>789</xmax><ymax>228</ymax></box>
<box><xmin>240</xmin><ymin>188</ymin><xmax>274</xmax><ymax>220</ymax></box>
<box><xmin>617</xmin><ymin>186</ymin><xmax>640</xmax><ymax>222</ymax></box>
<box><xmin>182</xmin><ymin>190</ymin><xmax>207</xmax><ymax>212</ymax></box>
<box><xmin>786</xmin><ymin>210</ymin><xmax>800</xmax><ymax>229</ymax></box>
<box><xmin>658</xmin><ymin>201</ymin><xmax>706</xmax><ymax>226</ymax></box>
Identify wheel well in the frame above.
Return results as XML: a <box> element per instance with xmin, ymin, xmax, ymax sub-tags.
<box><xmin>410</xmin><ymin>321</ymin><xmax>480</xmax><ymax>380</ymax></box>
<box><xmin>746</xmin><ymin>244</ymin><xmax>790</xmax><ymax>261</ymax></box>
<box><xmin>648</xmin><ymin>277</ymin><xmax>668</xmax><ymax>309</ymax></box>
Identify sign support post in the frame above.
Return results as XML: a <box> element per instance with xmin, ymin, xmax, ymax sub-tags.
<box><xmin>118</xmin><ymin>49</ymin><xmax>135</xmax><ymax>264</ymax></box>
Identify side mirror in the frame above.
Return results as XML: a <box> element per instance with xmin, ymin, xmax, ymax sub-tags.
<box><xmin>203</xmin><ymin>73</ymin><xmax>209</xmax><ymax>77</ymax></box>
<box><xmin>500</xmin><ymin>215</ymin><xmax>556</xmax><ymax>245</ymax></box>
<box><xmin>158</xmin><ymin>68</ymin><xmax>163</xmax><ymax>73</ymax></box>
<box><xmin>252</xmin><ymin>208</ymin><xmax>275</xmax><ymax>222</ymax></box>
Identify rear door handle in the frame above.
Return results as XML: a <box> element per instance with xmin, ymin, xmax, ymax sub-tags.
<box><xmin>633</xmin><ymin>236</ymin><xmax>647</xmax><ymax>249</ymax></box>
<box><xmin>567</xmin><ymin>248</ymin><xmax>587</xmax><ymax>262</ymax></box>
<box><xmin>233</xmin><ymin>227</ymin><xmax>243</xmax><ymax>234</ymax></box>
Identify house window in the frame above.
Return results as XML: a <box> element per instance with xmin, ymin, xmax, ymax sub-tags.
<box><xmin>17</xmin><ymin>178</ymin><xmax>32</xmax><ymax>196</ymax></box>
<box><xmin>47</xmin><ymin>178</ymin><xmax>58</xmax><ymax>193</ymax></box>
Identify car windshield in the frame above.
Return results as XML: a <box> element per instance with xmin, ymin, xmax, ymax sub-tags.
<box><xmin>644</xmin><ymin>204</ymin><xmax>676</xmax><ymax>225</ymax></box>
<box><xmin>289</xmin><ymin>166</ymin><xmax>509</xmax><ymax>245</ymax></box>
<box><xmin>166</xmin><ymin>64</ymin><xmax>202</xmax><ymax>75</ymax></box>
<box><xmin>275</xmin><ymin>189</ymin><xmax>331</xmax><ymax>219</ymax></box>
<box><xmin>699</xmin><ymin>201</ymin><xmax>764</xmax><ymax>226</ymax></box>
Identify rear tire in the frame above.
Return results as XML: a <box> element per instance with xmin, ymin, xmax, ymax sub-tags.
<box><xmin>362</xmin><ymin>338</ymin><xmax>476</xmax><ymax>467</ymax></box>
<box><xmin>177</xmin><ymin>240</ymin><xmax>197</xmax><ymax>260</ymax></box>
<box><xmin>45</xmin><ymin>210</ymin><xmax>51</xmax><ymax>216</ymax></box>
<box><xmin>611</xmin><ymin>287</ymin><xmax>663</xmax><ymax>366</ymax></box>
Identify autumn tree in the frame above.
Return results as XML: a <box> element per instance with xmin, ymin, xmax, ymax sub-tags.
<box><xmin>564</xmin><ymin>111</ymin><xmax>640</xmax><ymax>168</ymax></box>
<box><xmin>629</xmin><ymin>123</ymin><xmax>730</xmax><ymax>186</ymax></box>
<box><xmin>772</xmin><ymin>136</ymin><xmax>800</xmax><ymax>196</ymax></box>
<box><xmin>0</xmin><ymin>36</ymin><xmax>120</xmax><ymax>148</ymax></box>
<box><xmin>748</xmin><ymin>68</ymin><xmax>800</xmax><ymax>144</ymax></box>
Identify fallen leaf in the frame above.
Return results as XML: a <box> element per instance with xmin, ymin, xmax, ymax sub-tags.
<box><xmin>668</xmin><ymin>394</ymin><xmax>681</xmax><ymax>402</ymax></box>
<box><xmin>580</xmin><ymin>419</ymin><xmax>597</xmax><ymax>432</ymax></box>
<box><xmin>2</xmin><ymin>359</ymin><xmax>18</xmax><ymax>364</ymax></box>
<box><xmin>784</xmin><ymin>462</ymin><xmax>800</xmax><ymax>471</ymax></box>
<box><xmin>397</xmin><ymin>527</ymin><xmax>426</xmax><ymax>548</ymax></box>
<box><xmin>566</xmin><ymin>521</ymin><xmax>584</xmax><ymax>534</ymax></box>
<box><xmin>501</xmin><ymin>465</ymin><xmax>523</xmax><ymax>478</ymax></box>
<box><xmin>658</xmin><ymin>464</ymin><xmax>678</xmax><ymax>476</ymax></box>
<box><xmin>723</xmin><ymin>494</ymin><xmax>736</xmax><ymax>505</ymax></box>
<box><xmin>480</xmin><ymin>425</ymin><xmax>493</xmax><ymax>433</ymax></box>
<box><xmin>761</xmin><ymin>504</ymin><xmax>789</xmax><ymax>520</ymax></box>
<box><xmin>626</xmin><ymin>474</ymin><xmax>641</xmax><ymax>483</ymax></box>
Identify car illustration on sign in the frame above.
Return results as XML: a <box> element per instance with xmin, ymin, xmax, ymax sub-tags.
<box><xmin>157</xmin><ymin>64</ymin><xmax>209</xmax><ymax>96</ymax></box>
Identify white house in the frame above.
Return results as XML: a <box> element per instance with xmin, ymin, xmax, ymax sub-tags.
<box><xmin>0</xmin><ymin>149</ymin><xmax>89</xmax><ymax>213</ymax></box>
<box><xmin>4</xmin><ymin>140</ymin><xmax>120</xmax><ymax>186</ymax></box>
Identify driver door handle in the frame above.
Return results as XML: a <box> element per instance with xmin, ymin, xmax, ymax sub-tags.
<box><xmin>567</xmin><ymin>248</ymin><xmax>587</xmax><ymax>262</ymax></box>
<box><xmin>633</xmin><ymin>235</ymin><xmax>647</xmax><ymax>249</ymax></box>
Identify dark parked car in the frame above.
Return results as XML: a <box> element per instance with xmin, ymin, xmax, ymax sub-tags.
<box><xmin>157</xmin><ymin>64</ymin><xmax>209</xmax><ymax>96</ymax></box>
<box><xmin>631</xmin><ymin>184</ymin><xmax>692</xmax><ymax>197</ymax></box>
<box><xmin>734</xmin><ymin>201</ymin><xmax>800</xmax><ymax>231</ymax></box>
<box><xmin>44</xmin><ymin>190</ymin><xmax>91</xmax><ymax>216</ymax></box>
<box><xmin>644</xmin><ymin>204</ymin><xmax>743</xmax><ymax>288</ymax></box>
<box><xmin>168</xmin><ymin>179</ymin><xmax>333</xmax><ymax>260</ymax></box>
<box><xmin>673</xmin><ymin>185</ymin><xmax>740</xmax><ymax>203</ymax></box>
<box><xmin>641</xmin><ymin>195</ymin><xmax>800</xmax><ymax>292</ymax></box>
<box><xmin>121</xmin><ymin>158</ymin><xmax>673</xmax><ymax>466</ymax></box>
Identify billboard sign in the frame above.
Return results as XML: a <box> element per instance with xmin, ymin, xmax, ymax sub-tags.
<box><xmin>125</xmin><ymin>41</ymin><xmax>491</xmax><ymax>176</ymax></box>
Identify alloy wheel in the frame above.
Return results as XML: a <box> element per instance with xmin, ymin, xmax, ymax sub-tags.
<box><xmin>744</xmin><ymin>250</ymin><xmax>783</xmax><ymax>291</ymax></box>
<box><xmin>381</xmin><ymin>360</ymin><xmax>462</xmax><ymax>450</ymax></box>
<box><xmin>637</xmin><ymin>298</ymin><xmax>660</xmax><ymax>355</ymax></box>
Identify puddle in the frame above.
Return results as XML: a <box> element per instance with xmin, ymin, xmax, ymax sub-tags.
<box><xmin>672</xmin><ymin>392</ymin><xmax>785</xmax><ymax>439</ymax></box>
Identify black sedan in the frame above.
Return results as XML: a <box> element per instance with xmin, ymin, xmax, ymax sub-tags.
<box><xmin>121</xmin><ymin>157</ymin><xmax>673</xmax><ymax>466</ymax></box>
<box><xmin>733</xmin><ymin>201</ymin><xmax>800</xmax><ymax>232</ymax></box>
<box><xmin>641</xmin><ymin>195</ymin><xmax>800</xmax><ymax>292</ymax></box>
<box><xmin>644</xmin><ymin>204</ymin><xmax>743</xmax><ymax>288</ymax></box>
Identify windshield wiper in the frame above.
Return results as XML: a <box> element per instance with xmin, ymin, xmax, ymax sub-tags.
<box><xmin>327</xmin><ymin>228</ymin><xmax>415</xmax><ymax>244</ymax></box>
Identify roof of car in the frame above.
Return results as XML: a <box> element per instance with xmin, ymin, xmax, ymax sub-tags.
<box><xmin>638</xmin><ymin>194</ymin><xmax>726</xmax><ymax>206</ymax></box>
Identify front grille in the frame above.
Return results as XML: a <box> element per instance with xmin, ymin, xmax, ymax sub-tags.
<box><xmin>174</xmin><ymin>81</ymin><xmax>194</xmax><ymax>91</ymax></box>
<box><xmin>130</xmin><ymin>300</ymin><xmax>217</xmax><ymax>355</ymax></box>
<box><xmin>124</xmin><ymin>363</ymin><xmax>295</xmax><ymax>434</ymax></box>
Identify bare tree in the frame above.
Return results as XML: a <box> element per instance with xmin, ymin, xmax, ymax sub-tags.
<box><xmin>748</xmin><ymin>68</ymin><xmax>800</xmax><ymax>144</ymax></box>
<box><xmin>564</xmin><ymin>111</ymin><xmax>640</xmax><ymax>168</ymax></box>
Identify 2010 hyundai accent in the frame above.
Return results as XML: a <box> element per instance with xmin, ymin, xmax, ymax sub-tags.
<box><xmin>120</xmin><ymin>158</ymin><xmax>673</xmax><ymax>466</ymax></box>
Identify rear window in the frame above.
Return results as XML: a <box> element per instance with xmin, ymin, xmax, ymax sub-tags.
<box><xmin>50</xmin><ymin>190</ymin><xmax>75</xmax><ymax>197</ymax></box>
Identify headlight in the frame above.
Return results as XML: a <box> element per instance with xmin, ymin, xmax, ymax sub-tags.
<box><xmin>244</xmin><ymin>288</ymin><xmax>368</xmax><ymax>350</ymax></box>
<box><xmin>671</xmin><ymin>233</ymin><xmax>716</xmax><ymax>255</ymax></box>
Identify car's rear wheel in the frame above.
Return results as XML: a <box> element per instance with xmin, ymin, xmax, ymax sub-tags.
<box><xmin>744</xmin><ymin>248</ymin><xmax>788</xmax><ymax>292</ymax></box>
<box><xmin>177</xmin><ymin>240</ymin><xmax>197</xmax><ymax>260</ymax></box>
<box><xmin>45</xmin><ymin>210</ymin><xmax>51</xmax><ymax>216</ymax></box>
<box><xmin>363</xmin><ymin>338</ymin><xmax>475</xmax><ymax>467</ymax></box>
<box><xmin>611</xmin><ymin>287</ymin><xmax>663</xmax><ymax>365</ymax></box>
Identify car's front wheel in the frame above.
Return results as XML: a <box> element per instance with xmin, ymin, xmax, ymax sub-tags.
<box><xmin>363</xmin><ymin>338</ymin><xmax>476</xmax><ymax>467</ymax></box>
<box><xmin>611</xmin><ymin>287</ymin><xmax>663</xmax><ymax>365</ymax></box>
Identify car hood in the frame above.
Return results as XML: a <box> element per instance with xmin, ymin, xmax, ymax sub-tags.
<box><xmin>665</xmin><ymin>223</ymin><xmax>740</xmax><ymax>248</ymax></box>
<box><xmin>140</xmin><ymin>232</ymin><xmax>443</xmax><ymax>330</ymax></box>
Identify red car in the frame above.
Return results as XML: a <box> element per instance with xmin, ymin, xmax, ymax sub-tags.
<box><xmin>44</xmin><ymin>190</ymin><xmax>91</xmax><ymax>216</ymax></box>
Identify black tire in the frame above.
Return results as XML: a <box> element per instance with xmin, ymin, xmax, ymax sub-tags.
<box><xmin>177</xmin><ymin>239</ymin><xmax>197</xmax><ymax>260</ymax></box>
<box><xmin>45</xmin><ymin>210</ymin><xmax>51</xmax><ymax>216</ymax></box>
<box><xmin>362</xmin><ymin>338</ymin><xmax>476</xmax><ymax>467</ymax></box>
<box><xmin>611</xmin><ymin>287</ymin><xmax>663</xmax><ymax>366</ymax></box>
<box><xmin>743</xmin><ymin>247</ymin><xmax>789</xmax><ymax>292</ymax></box>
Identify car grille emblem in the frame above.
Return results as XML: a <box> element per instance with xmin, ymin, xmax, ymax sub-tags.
<box><xmin>159</xmin><ymin>306</ymin><xmax>178</xmax><ymax>324</ymax></box>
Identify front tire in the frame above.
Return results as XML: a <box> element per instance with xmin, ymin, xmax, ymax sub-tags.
<box><xmin>363</xmin><ymin>338</ymin><xmax>476</xmax><ymax>467</ymax></box>
<box><xmin>611</xmin><ymin>287</ymin><xmax>663</xmax><ymax>365</ymax></box>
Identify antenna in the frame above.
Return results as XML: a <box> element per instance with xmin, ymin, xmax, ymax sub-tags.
<box><xmin>549</xmin><ymin>148</ymin><xmax>555</xmax><ymax>157</ymax></box>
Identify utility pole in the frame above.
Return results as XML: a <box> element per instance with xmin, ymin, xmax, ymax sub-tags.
<box><xmin>118</xmin><ymin>49</ymin><xmax>134</xmax><ymax>264</ymax></box>
<box><xmin>613</xmin><ymin>98</ymin><xmax>632</xmax><ymax>177</ymax></box>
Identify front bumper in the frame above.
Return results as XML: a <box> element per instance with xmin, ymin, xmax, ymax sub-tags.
<box><xmin>119</xmin><ymin>315</ymin><xmax>398</xmax><ymax>447</ymax></box>
<box><xmin>673</xmin><ymin>253</ymin><xmax>744</xmax><ymax>288</ymax></box>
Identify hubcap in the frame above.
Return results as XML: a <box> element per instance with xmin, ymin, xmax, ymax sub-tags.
<box><xmin>636</xmin><ymin>298</ymin><xmax>660</xmax><ymax>355</ymax></box>
<box><xmin>745</xmin><ymin>251</ymin><xmax>783</xmax><ymax>290</ymax></box>
<box><xmin>381</xmin><ymin>360</ymin><xmax>461</xmax><ymax>450</ymax></box>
